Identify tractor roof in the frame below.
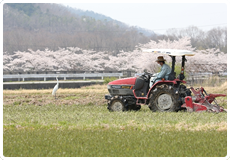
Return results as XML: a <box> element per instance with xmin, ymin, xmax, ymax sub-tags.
<box><xmin>142</xmin><ymin>49</ymin><xmax>195</xmax><ymax>56</ymax></box>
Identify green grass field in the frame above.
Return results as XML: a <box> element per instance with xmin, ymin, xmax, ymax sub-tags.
<box><xmin>3</xmin><ymin>83</ymin><xmax>227</xmax><ymax>157</ymax></box>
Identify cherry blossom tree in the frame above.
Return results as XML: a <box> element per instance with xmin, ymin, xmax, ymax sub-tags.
<box><xmin>3</xmin><ymin>37</ymin><xmax>227</xmax><ymax>74</ymax></box>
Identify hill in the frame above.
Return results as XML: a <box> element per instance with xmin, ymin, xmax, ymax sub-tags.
<box><xmin>3</xmin><ymin>3</ymin><xmax>151</xmax><ymax>54</ymax></box>
<box><xmin>3</xmin><ymin>3</ymin><xmax>227</xmax><ymax>55</ymax></box>
<box><xmin>67</xmin><ymin>6</ymin><xmax>155</xmax><ymax>36</ymax></box>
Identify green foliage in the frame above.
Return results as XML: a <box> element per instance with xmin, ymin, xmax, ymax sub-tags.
<box><xmin>168</xmin><ymin>62</ymin><xmax>188</xmax><ymax>78</ymax></box>
<box><xmin>13</xmin><ymin>101</ymin><xmax>21</xmax><ymax>105</ymax></box>
<box><xmin>3</xmin><ymin>103</ymin><xmax>227</xmax><ymax>157</ymax></box>
<box><xmin>3</xmin><ymin>86</ymin><xmax>227</xmax><ymax>157</ymax></box>
<box><xmin>3</xmin><ymin>128</ymin><xmax>226</xmax><ymax>157</ymax></box>
<box><xmin>64</xmin><ymin>96</ymin><xmax>81</xmax><ymax>100</ymax></box>
<box><xmin>103</xmin><ymin>77</ymin><xmax>118</xmax><ymax>84</ymax></box>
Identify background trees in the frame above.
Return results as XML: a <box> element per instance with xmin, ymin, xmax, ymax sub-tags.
<box><xmin>165</xmin><ymin>26</ymin><xmax>227</xmax><ymax>53</ymax></box>
<box><xmin>3</xmin><ymin>37</ymin><xmax>227</xmax><ymax>73</ymax></box>
<box><xmin>3</xmin><ymin>3</ymin><xmax>227</xmax><ymax>74</ymax></box>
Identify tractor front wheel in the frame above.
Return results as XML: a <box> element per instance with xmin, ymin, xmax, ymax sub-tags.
<box><xmin>108</xmin><ymin>98</ymin><xmax>141</xmax><ymax>112</ymax></box>
<box><xmin>148</xmin><ymin>84</ymin><xmax>180</xmax><ymax>112</ymax></box>
<box><xmin>108</xmin><ymin>98</ymin><xmax>126</xmax><ymax>112</ymax></box>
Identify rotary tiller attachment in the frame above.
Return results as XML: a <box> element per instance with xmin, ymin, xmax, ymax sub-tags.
<box><xmin>181</xmin><ymin>87</ymin><xmax>226</xmax><ymax>113</ymax></box>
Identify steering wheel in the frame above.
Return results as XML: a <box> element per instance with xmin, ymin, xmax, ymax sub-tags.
<box><xmin>143</xmin><ymin>71</ymin><xmax>152</xmax><ymax>80</ymax></box>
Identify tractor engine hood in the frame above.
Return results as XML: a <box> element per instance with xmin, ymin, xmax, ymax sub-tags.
<box><xmin>107</xmin><ymin>77</ymin><xmax>137</xmax><ymax>96</ymax></box>
<box><xmin>108</xmin><ymin>77</ymin><xmax>137</xmax><ymax>85</ymax></box>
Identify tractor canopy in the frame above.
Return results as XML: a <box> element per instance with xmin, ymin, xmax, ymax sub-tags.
<box><xmin>142</xmin><ymin>49</ymin><xmax>195</xmax><ymax>56</ymax></box>
<box><xmin>142</xmin><ymin>49</ymin><xmax>195</xmax><ymax>81</ymax></box>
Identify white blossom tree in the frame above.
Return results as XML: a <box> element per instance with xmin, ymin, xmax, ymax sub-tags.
<box><xmin>3</xmin><ymin>37</ymin><xmax>227</xmax><ymax>74</ymax></box>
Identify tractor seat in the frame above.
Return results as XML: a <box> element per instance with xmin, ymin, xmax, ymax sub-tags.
<box><xmin>167</xmin><ymin>72</ymin><xmax>176</xmax><ymax>80</ymax></box>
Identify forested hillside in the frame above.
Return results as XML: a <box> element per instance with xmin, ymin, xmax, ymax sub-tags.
<box><xmin>67</xmin><ymin>7</ymin><xmax>155</xmax><ymax>37</ymax></box>
<box><xmin>3</xmin><ymin>3</ymin><xmax>227</xmax><ymax>55</ymax></box>
<box><xmin>3</xmin><ymin>3</ymin><xmax>150</xmax><ymax>54</ymax></box>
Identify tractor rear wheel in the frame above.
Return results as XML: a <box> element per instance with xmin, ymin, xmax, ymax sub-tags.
<box><xmin>148</xmin><ymin>84</ymin><xmax>180</xmax><ymax>112</ymax></box>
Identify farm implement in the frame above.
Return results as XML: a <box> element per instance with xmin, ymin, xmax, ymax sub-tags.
<box><xmin>182</xmin><ymin>87</ymin><xmax>226</xmax><ymax>112</ymax></box>
<box><xmin>105</xmin><ymin>49</ymin><xmax>226</xmax><ymax>113</ymax></box>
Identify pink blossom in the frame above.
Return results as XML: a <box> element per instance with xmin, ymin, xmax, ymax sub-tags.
<box><xmin>3</xmin><ymin>37</ymin><xmax>227</xmax><ymax>74</ymax></box>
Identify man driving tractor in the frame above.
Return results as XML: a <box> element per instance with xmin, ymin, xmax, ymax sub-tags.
<box><xmin>150</xmin><ymin>56</ymin><xmax>171</xmax><ymax>87</ymax></box>
<box><xmin>105</xmin><ymin>49</ymin><xmax>226</xmax><ymax>113</ymax></box>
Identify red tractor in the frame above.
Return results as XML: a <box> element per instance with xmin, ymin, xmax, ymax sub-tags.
<box><xmin>105</xmin><ymin>49</ymin><xmax>226</xmax><ymax>113</ymax></box>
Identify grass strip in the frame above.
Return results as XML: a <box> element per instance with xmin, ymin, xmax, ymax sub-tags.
<box><xmin>3</xmin><ymin>128</ymin><xmax>227</xmax><ymax>157</ymax></box>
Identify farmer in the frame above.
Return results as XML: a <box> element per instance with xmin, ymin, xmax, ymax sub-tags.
<box><xmin>149</xmin><ymin>56</ymin><xmax>171</xmax><ymax>87</ymax></box>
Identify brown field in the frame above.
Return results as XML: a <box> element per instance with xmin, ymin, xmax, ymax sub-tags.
<box><xmin>3</xmin><ymin>82</ymin><xmax>227</xmax><ymax>108</ymax></box>
<box><xmin>3</xmin><ymin>84</ymin><xmax>108</xmax><ymax>107</ymax></box>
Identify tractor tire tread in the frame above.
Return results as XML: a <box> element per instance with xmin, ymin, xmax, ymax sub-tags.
<box><xmin>148</xmin><ymin>84</ymin><xmax>180</xmax><ymax>112</ymax></box>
